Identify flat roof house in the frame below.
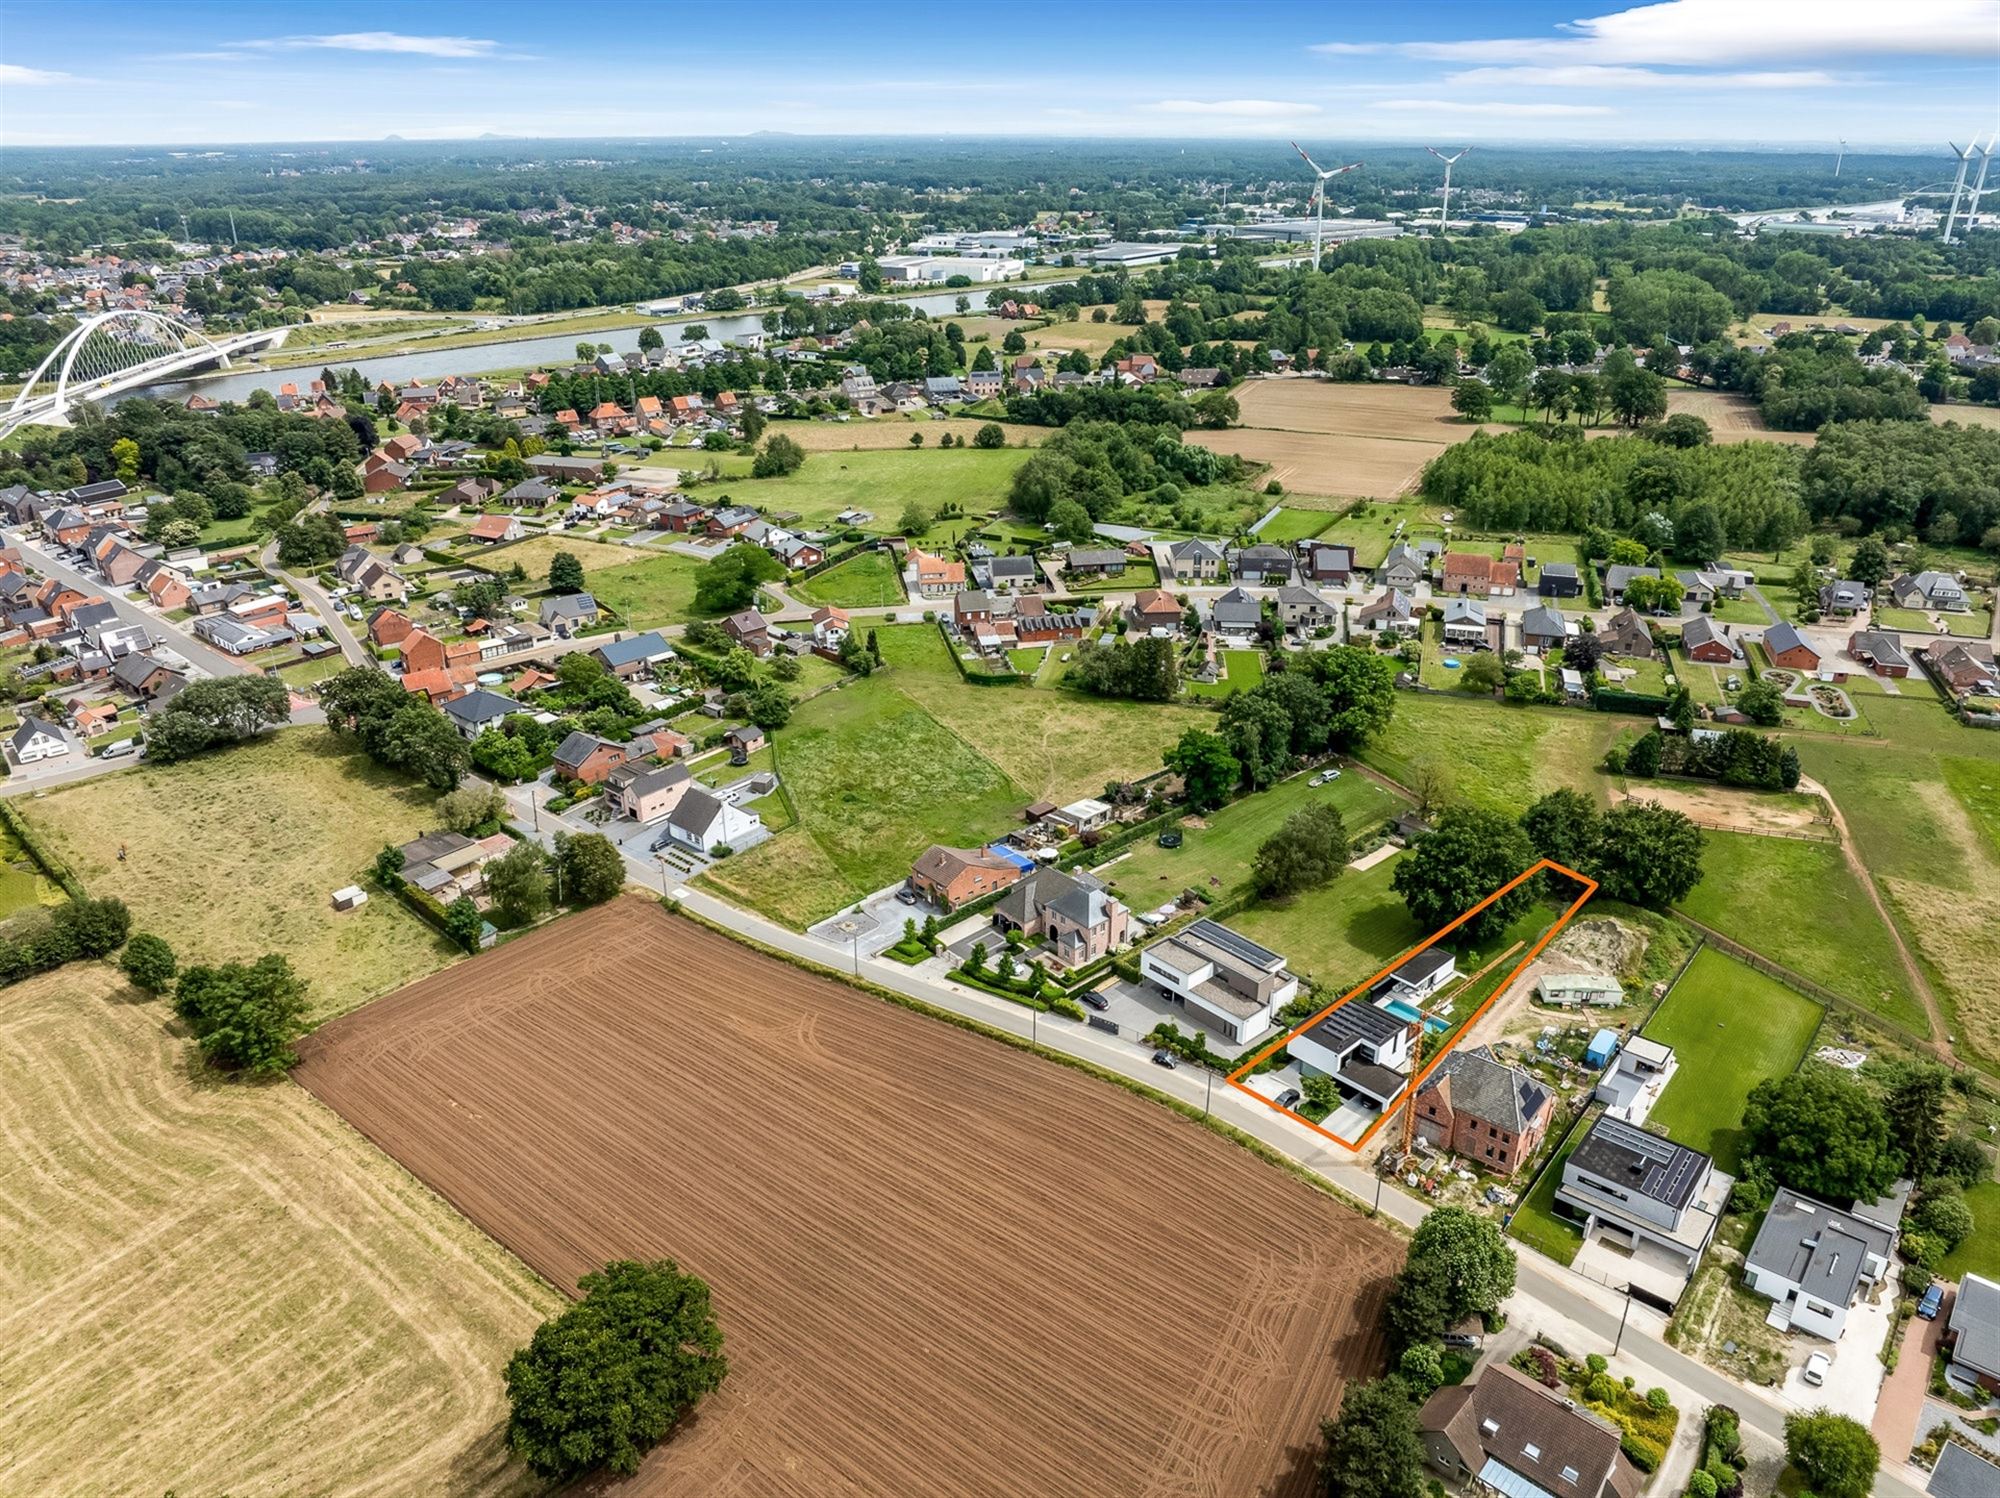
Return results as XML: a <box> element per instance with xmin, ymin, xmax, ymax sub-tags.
<box><xmin>1414</xmin><ymin>1045</ymin><xmax>1550</xmax><ymax>1177</ymax></box>
<box><xmin>1593</xmin><ymin>1036</ymin><xmax>1676</xmax><ymax>1126</ymax></box>
<box><xmin>1554</xmin><ymin>1115</ymin><xmax>1730</xmax><ymax>1302</ymax></box>
<box><xmin>1743</xmin><ymin>1186</ymin><xmax>1897</xmax><ymax>1342</ymax></box>
<box><xmin>1289</xmin><ymin>994</ymin><xmax>1416</xmax><ymax>1117</ymax></box>
<box><xmin>1538</xmin><ymin>561</ymin><xmax>1582</xmax><ymax>599</ymax></box>
<box><xmin>1139</xmin><ymin>918</ymin><xmax>1299</xmax><ymax>1046</ymax></box>
<box><xmin>1420</xmin><ymin>1364</ymin><xmax>1645</xmax><ymax>1498</ymax></box>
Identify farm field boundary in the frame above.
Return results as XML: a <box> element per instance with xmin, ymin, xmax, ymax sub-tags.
<box><xmin>1228</xmin><ymin>858</ymin><xmax>1597</xmax><ymax>1150</ymax></box>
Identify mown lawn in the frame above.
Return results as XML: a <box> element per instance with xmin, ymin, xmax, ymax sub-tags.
<box><xmin>1183</xmin><ymin>649</ymin><xmax>1268</xmax><ymax>700</ymax></box>
<box><xmin>1508</xmin><ymin>1119</ymin><xmax>1589</xmax><ymax>1266</ymax></box>
<box><xmin>1676</xmin><ymin>829</ymin><xmax>1922</xmax><ymax>1032</ymax></box>
<box><xmin>1099</xmin><ymin>771</ymin><xmax>1407</xmax><ymax>909</ymax></box>
<box><xmin>1254</xmin><ymin>507</ymin><xmax>1334</xmax><ymax>543</ymax></box>
<box><xmin>1641</xmin><ymin>947</ymin><xmax>1821</xmax><ymax>1172</ymax></box>
<box><xmin>1358</xmin><ymin>695</ymin><xmax>1625</xmax><ymax>811</ymax></box>
<box><xmin>791</xmin><ymin>550</ymin><xmax>907</xmax><ymax>608</ymax></box>
<box><xmin>1939</xmin><ymin>1182</ymin><xmax>2000</xmax><ymax>1281</ymax></box>
<box><xmin>1233</xmin><ymin>854</ymin><xmax>1426</xmax><ymax>995</ymax></box>
<box><xmin>589</xmin><ymin>550</ymin><xmax>709</xmax><ymax>626</ymax></box>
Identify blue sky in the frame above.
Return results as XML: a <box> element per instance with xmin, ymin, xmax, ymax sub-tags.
<box><xmin>2</xmin><ymin>0</ymin><xmax>1995</xmax><ymax>148</ymax></box>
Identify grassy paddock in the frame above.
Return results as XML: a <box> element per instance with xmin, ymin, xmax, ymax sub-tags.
<box><xmin>25</xmin><ymin>730</ymin><xmax>457</xmax><ymax>1021</ymax></box>
<box><xmin>1641</xmin><ymin>947</ymin><xmax>1821</xmax><ymax>1171</ymax></box>
<box><xmin>792</xmin><ymin>550</ymin><xmax>907</xmax><ymax>608</ymax></box>
<box><xmin>588</xmin><ymin>550</ymin><xmax>709</xmax><ymax>627</ymax></box>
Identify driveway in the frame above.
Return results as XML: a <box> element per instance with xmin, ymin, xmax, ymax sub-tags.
<box><xmin>1876</xmin><ymin>1300</ymin><xmax>1949</xmax><ymax>1463</ymax></box>
<box><xmin>1092</xmin><ymin>978</ymin><xmax>1271</xmax><ymax>1060</ymax></box>
<box><xmin>1776</xmin><ymin>1280</ymin><xmax>1893</xmax><ymax>1422</ymax></box>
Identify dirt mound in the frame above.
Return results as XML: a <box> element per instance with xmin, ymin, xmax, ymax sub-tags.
<box><xmin>1550</xmin><ymin>916</ymin><xmax>1645</xmax><ymax>979</ymax></box>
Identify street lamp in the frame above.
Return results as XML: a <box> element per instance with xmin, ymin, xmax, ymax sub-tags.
<box><xmin>1614</xmin><ymin>1286</ymin><xmax>1634</xmax><ymax>1354</ymax></box>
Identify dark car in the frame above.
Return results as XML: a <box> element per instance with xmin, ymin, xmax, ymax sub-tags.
<box><xmin>1079</xmin><ymin>989</ymin><xmax>1110</xmax><ymax>1011</ymax></box>
<box><xmin>1919</xmin><ymin>1283</ymin><xmax>1945</xmax><ymax>1320</ymax></box>
<box><xmin>1276</xmin><ymin>1088</ymin><xmax>1302</xmax><ymax>1109</ymax></box>
<box><xmin>1151</xmin><ymin>1049</ymin><xmax>1179</xmax><ymax>1069</ymax></box>
<box><xmin>1157</xmin><ymin>830</ymin><xmax>1183</xmax><ymax>848</ymax></box>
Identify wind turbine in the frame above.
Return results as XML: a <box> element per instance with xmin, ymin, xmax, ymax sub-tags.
<box><xmin>1833</xmin><ymin>139</ymin><xmax>1846</xmax><ymax>178</ymax></box>
<box><xmin>1290</xmin><ymin>142</ymin><xmax>1363</xmax><ymax>270</ymax></box>
<box><xmin>1967</xmin><ymin>133</ymin><xmax>1998</xmax><ymax>229</ymax></box>
<box><xmin>1427</xmin><ymin>146</ymin><xmax>1472</xmax><ymax>235</ymax></box>
<box><xmin>1943</xmin><ymin>139</ymin><xmax>1979</xmax><ymax>242</ymax></box>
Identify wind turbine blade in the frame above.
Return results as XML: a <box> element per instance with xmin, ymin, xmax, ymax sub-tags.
<box><xmin>1292</xmin><ymin>141</ymin><xmax>1324</xmax><ymax>174</ymax></box>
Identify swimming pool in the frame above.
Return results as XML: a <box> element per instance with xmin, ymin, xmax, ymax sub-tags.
<box><xmin>1381</xmin><ymin>997</ymin><xmax>1451</xmax><ymax>1032</ymax></box>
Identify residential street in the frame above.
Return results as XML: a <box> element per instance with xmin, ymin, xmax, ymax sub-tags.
<box><xmin>491</xmin><ymin>761</ymin><xmax>1930</xmax><ymax>1498</ymax></box>
<box><xmin>10</xmin><ymin>533</ymin><xmax>247</xmax><ymax>679</ymax></box>
<box><xmin>261</xmin><ymin>533</ymin><xmax>369</xmax><ymax>666</ymax></box>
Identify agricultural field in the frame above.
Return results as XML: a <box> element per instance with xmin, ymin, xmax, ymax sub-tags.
<box><xmin>0</xmin><ymin>962</ymin><xmax>561</xmax><ymax>1497</ymax></box>
<box><xmin>790</xmin><ymin>550</ymin><xmax>907</xmax><ymax>607</ymax></box>
<box><xmin>1100</xmin><ymin>770</ymin><xmax>1408</xmax><ymax>908</ymax></box>
<box><xmin>1802</xmin><ymin>703</ymin><xmax>2000</xmax><ymax>1072</ymax></box>
<box><xmin>24</xmin><ymin>730</ymin><xmax>456</xmax><ymax>1021</ymax></box>
<box><xmin>294</xmin><ymin>901</ymin><xmax>1403</xmax><ymax>1498</ymax></box>
<box><xmin>1188</xmin><ymin>382</ymin><xmax>1490</xmax><ymax>499</ymax></box>
<box><xmin>1358</xmin><ymin>696</ymin><xmax>1627</xmax><ymax>813</ymax></box>
<box><xmin>587</xmin><ymin>549</ymin><xmax>709</xmax><ymax>627</ymax></box>
<box><xmin>1662</xmin><ymin>390</ymin><xmax>1818</xmax><ymax>447</ymax></box>
<box><xmin>1641</xmin><ymin>948</ymin><xmax>1820</xmax><ymax>1170</ymax></box>
<box><xmin>1676</xmin><ymin>829</ymin><xmax>1922</xmax><ymax>1031</ymax></box>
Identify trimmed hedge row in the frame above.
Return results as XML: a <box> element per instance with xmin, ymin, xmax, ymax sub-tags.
<box><xmin>0</xmin><ymin>797</ymin><xmax>85</xmax><ymax>900</ymax></box>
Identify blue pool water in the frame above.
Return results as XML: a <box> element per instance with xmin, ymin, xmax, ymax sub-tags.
<box><xmin>1442</xmin><ymin>657</ymin><xmax>1462</xmax><ymax>669</ymax></box>
<box><xmin>1382</xmin><ymin>998</ymin><xmax>1451</xmax><ymax>1032</ymax></box>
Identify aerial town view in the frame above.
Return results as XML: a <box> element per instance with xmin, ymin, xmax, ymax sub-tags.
<box><xmin>4</xmin><ymin>2</ymin><xmax>2000</xmax><ymax>1495</ymax></box>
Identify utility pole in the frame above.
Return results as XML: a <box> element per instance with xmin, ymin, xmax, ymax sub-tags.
<box><xmin>1614</xmin><ymin>1288</ymin><xmax>1633</xmax><ymax>1354</ymax></box>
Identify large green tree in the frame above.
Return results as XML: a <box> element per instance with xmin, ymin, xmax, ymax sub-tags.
<box><xmin>1252</xmin><ymin>804</ymin><xmax>1350</xmax><ymax>900</ymax></box>
<box><xmin>486</xmin><ymin>841</ymin><xmax>551</xmax><ymax>926</ymax></box>
<box><xmin>554</xmin><ymin>831</ymin><xmax>627</xmax><ymax>906</ymax></box>
<box><xmin>1882</xmin><ymin>1062</ymin><xmax>1950</xmax><ymax>1182</ymax></box>
<box><xmin>1406</xmin><ymin>1206</ymin><xmax>1516</xmax><ymax>1325</ymax></box>
<box><xmin>171</xmin><ymin>954</ymin><xmax>311</xmax><ymax>1078</ymax></box>
<box><xmin>1783</xmin><ymin>1411</ymin><xmax>1878</xmax><ymax>1498</ymax></box>
<box><xmin>1592</xmin><ymin>801</ymin><xmax>1704</xmax><ymax>908</ymax></box>
<box><xmin>1317</xmin><ymin>1377</ymin><xmax>1428</xmax><ymax>1498</ymax></box>
<box><xmin>1164</xmin><ymin>729</ymin><xmax>1240</xmax><ymax>812</ymax></box>
<box><xmin>1390</xmin><ymin>806</ymin><xmax>1536</xmax><ymax>944</ymax></box>
<box><xmin>1521</xmin><ymin>789</ymin><xmax>1600</xmax><ymax>874</ymax></box>
<box><xmin>1742</xmin><ymin>1067</ymin><xmax>1898</xmax><ymax>1202</ymax></box>
<box><xmin>505</xmin><ymin>1259</ymin><xmax>727</xmax><ymax>1481</ymax></box>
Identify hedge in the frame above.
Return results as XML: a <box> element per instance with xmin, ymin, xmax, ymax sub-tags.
<box><xmin>1592</xmin><ymin>687</ymin><xmax>1670</xmax><ymax>715</ymax></box>
<box><xmin>0</xmin><ymin>797</ymin><xmax>85</xmax><ymax>900</ymax></box>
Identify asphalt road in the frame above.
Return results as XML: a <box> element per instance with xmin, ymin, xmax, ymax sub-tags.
<box><xmin>11</xmin><ymin>534</ymin><xmax>246</xmax><ymax>679</ymax></box>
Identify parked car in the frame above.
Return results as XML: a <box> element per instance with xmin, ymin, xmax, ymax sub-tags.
<box><xmin>1079</xmin><ymin>989</ymin><xmax>1109</xmax><ymax>1012</ymax></box>
<box><xmin>895</xmin><ymin>888</ymin><xmax>918</xmax><ymax>906</ymax></box>
<box><xmin>1275</xmin><ymin>1088</ymin><xmax>1301</xmax><ymax>1108</ymax></box>
<box><xmin>1151</xmin><ymin>1049</ymin><xmax>1179</xmax><ymax>1069</ymax></box>
<box><xmin>1919</xmin><ymin>1284</ymin><xmax>1945</xmax><ymax>1320</ymax></box>
<box><xmin>1802</xmin><ymin>1352</ymin><xmax>1830</xmax><ymax>1386</ymax></box>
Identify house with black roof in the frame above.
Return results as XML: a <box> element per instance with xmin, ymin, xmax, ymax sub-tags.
<box><xmin>1555</xmin><ymin>1114</ymin><xmax>1730</xmax><ymax>1302</ymax></box>
<box><xmin>1289</xmin><ymin>991</ymin><xmax>1419</xmax><ymax>1116</ymax></box>
<box><xmin>1742</xmin><ymin>1186</ymin><xmax>1896</xmax><ymax>1341</ymax></box>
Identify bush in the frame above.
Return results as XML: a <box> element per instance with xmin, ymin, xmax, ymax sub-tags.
<box><xmin>119</xmin><ymin>932</ymin><xmax>178</xmax><ymax>994</ymax></box>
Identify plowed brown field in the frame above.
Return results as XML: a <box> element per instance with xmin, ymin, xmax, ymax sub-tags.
<box><xmin>295</xmin><ymin>899</ymin><xmax>1400</xmax><ymax>1498</ymax></box>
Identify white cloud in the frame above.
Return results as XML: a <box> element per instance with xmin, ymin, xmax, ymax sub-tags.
<box><xmin>1377</xmin><ymin>99</ymin><xmax>1617</xmax><ymax>117</ymax></box>
<box><xmin>1144</xmin><ymin>99</ymin><xmax>1321</xmax><ymax>117</ymax></box>
<box><xmin>1317</xmin><ymin>0</ymin><xmax>1999</xmax><ymax>65</ymax></box>
<box><xmin>247</xmin><ymin>32</ymin><xmax>506</xmax><ymax>59</ymax></box>
<box><xmin>1443</xmin><ymin>65</ymin><xmax>1840</xmax><ymax>89</ymax></box>
<box><xmin>0</xmin><ymin>63</ymin><xmax>76</xmax><ymax>85</ymax></box>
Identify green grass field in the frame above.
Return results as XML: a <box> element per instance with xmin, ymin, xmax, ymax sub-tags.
<box><xmin>1878</xmin><ymin>606</ymin><xmax>1993</xmax><ymax>638</ymax></box>
<box><xmin>1254</xmin><ymin>507</ymin><xmax>1334</xmax><ymax>544</ymax></box>
<box><xmin>1233</xmin><ymin>854</ymin><xmax>1425</xmax><ymax>995</ymax></box>
<box><xmin>791</xmin><ymin>550</ymin><xmax>906</xmax><ymax>608</ymax></box>
<box><xmin>1183</xmin><ymin>649</ymin><xmax>1267</xmax><ymax>699</ymax></box>
<box><xmin>1675</xmin><ymin>829</ymin><xmax>1922</xmax><ymax>1031</ymax></box>
<box><xmin>1508</xmin><ymin>1119</ymin><xmax>1589</xmax><ymax>1266</ymax></box>
<box><xmin>1100</xmin><ymin>772</ymin><xmax>1406</xmax><ymax>908</ymax></box>
<box><xmin>699</xmin><ymin>447</ymin><xmax>1030</xmax><ymax>534</ymax></box>
<box><xmin>1802</xmin><ymin>703</ymin><xmax>2000</xmax><ymax>1074</ymax></box>
<box><xmin>587</xmin><ymin>550</ymin><xmax>709</xmax><ymax>626</ymax></box>
<box><xmin>1062</xmin><ymin>558</ymin><xmax>1159</xmax><ymax>594</ymax></box>
<box><xmin>1641</xmin><ymin>947</ymin><xmax>1821</xmax><ymax>1171</ymax></box>
<box><xmin>1939</xmin><ymin>1181</ymin><xmax>2000</xmax><ymax>1281</ymax></box>
<box><xmin>1358</xmin><ymin>696</ymin><xmax>1625</xmax><ymax>812</ymax></box>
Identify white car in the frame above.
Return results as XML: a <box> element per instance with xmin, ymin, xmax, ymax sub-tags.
<box><xmin>1802</xmin><ymin>1352</ymin><xmax>1831</xmax><ymax>1386</ymax></box>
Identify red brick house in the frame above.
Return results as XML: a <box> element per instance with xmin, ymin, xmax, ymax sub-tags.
<box><xmin>909</xmin><ymin>844</ymin><xmax>1024</xmax><ymax>910</ymax></box>
<box><xmin>369</xmin><ymin>608</ymin><xmax>416</xmax><ymax>649</ymax></box>
<box><xmin>1679</xmin><ymin>614</ymin><xmax>1737</xmax><ymax>664</ymax></box>
<box><xmin>1413</xmin><ymin>1046</ymin><xmax>1550</xmax><ymax>1176</ymax></box>
<box><xmin>552</xmin><ymin>730</ymin><xmax>629</xmax><ymax>785</ymax></box>
<box><xmin>1762</xmin><ymin>622</ymin><xmax>1820</xmax><ymax>672</ymax></box>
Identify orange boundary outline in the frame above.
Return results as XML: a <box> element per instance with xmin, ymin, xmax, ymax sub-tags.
<box><xmin>1225</xmin><ymin>858</ymin><xmax>1597</xmax><ymax>1151</ymax></box>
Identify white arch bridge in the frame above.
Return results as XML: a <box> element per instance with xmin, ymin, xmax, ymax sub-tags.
<box><xmin>1</xmin><ymin>311</ymin><xmax>290</xmax><ymax>439</ymax></box>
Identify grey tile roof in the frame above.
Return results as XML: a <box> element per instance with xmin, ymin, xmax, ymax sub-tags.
<box><xmin>1744</xmin><ymin>1187</ymin><xmax>1894</xmax><ymax>1308</ymax></box>
<box><xmin>1763</xmin><ymin>621</ymin><xmax>1813</xmax><ymax>658</ymax></box>
<box><xmin>1420</xmin><ymin>1046</ymin><xmax>1548</xmax><ymax>1135</ymax></box>
<box><xmin>1928</xmin><ymin>1440</ymin><xmax>2000</xmax><ymax>1498</ymax></box>
<box><xmin>1949</xmin><ymin>1273</ymin><xmax>2000</xmax><ymax>1380</ymax></box>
